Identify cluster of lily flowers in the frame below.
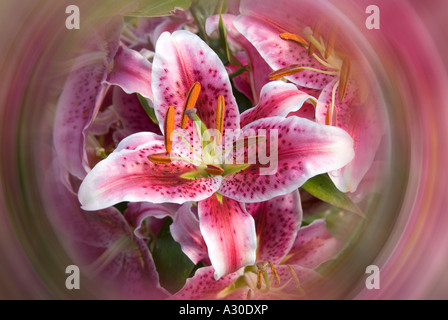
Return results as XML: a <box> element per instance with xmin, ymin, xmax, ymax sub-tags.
<box><xmin>49</xmin><ymin>0</ymin><xmax>385</xmax><ymax>299</ymax></box>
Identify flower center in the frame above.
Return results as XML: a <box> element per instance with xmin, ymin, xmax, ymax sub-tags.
<box><xmin>268</xmin><ymin>20</ymin><xmax>353</xmax><ymax>126</ymax></box>
<box><xmin>217</xmin><ymin>261</ymin><xmax>305</xmax><ymax>299</ymax></box>
<box><xmin>147</xmin><ymin>82</ymin><xmax>252</xmax><ymax>179</ymax></box>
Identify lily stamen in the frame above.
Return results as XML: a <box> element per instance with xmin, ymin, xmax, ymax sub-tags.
<box><xmin>147</xmin><ymin>152</ymin><xmax>172</xmax><ymax>164</ymax></box>
<box><xmin>164</xmin><ymin>106</ymin><xmax>175</xmax><ymax>153</ymax></box>
<box><xmin>215</xmin><ymin>95</ymin><xmax>225</xmax><ymax>145</ymax></box>
<box><xmin>279</xmin><ymin>32</ymin><xmax>308</xmax><ymax>47</ymax></box>
<box><xmin>204</xmin><ymin>164</ymin><xmax>225</xmax><ymax>176</ymax></box>
<box><xmin>181</xmin><ymin>82</ymin><xmax>202</xmax><ymax>129</ymax></box>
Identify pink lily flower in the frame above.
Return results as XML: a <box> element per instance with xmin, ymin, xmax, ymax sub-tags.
<box><xmin>53</xmin><ymin>18</ymin><xmax>154</xmax><ymax>179</ymax></box>
<box><xmin>170</xmin><ymin>191</ymin><xmax>341</xmax><ymax>300</ymax></box>
<box><xmin>316</xmin><ymin>79</ymin><xmax>386</xmax><ymax>192</ymax></box>
<box><xmin>44</xmin><ymin>161</ymin><xmax>169</xmax><ymax>299</ymax></box>
<box><xmin>234</xmin><ymin>0</ymin><xmax>344</xmax><ymax>90</ymax></box>
<box><xmin>78</xmin><ymin>30</ymin><xmax>355</xmax><ymax>279</ymax></box>
<box><xmin>205</xmin><ymin>13</ymin><xmax>272</xmax><ymax>104</ymax></box>
<box><xmin>234</xmin><ymin>0</ymin><xmax>386</xmax><ymax>192</ymax></box>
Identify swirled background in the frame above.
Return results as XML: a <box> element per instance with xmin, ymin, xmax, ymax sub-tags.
<box><xmin>1</xmin><ymin>0</ymin><xmax>448</xmax><ymax>299</ymax></box>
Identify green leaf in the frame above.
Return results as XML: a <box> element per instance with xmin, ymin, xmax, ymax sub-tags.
<box><xmin>302</xmin><ymin>174</ymin><xmax>365</xmax><ymax>218</ymax></box>
<box><xmin>125</xmin><ymin>0</ymin><xmax>192</xmax><ymax>17</ymax></box>
<box><xmin>137</xmin><ymin>93</ymin><xmax>159</xmax><ymax>125</ymax></box>
<box><xmin>152</xmin><ymin>218</ymin><xmax>196</xmax><ymax>293</ymax></box>
<box><xmin>218</xmin><ymin>14</ymin><xmax>241</xmax><ymax>66</ymax></box>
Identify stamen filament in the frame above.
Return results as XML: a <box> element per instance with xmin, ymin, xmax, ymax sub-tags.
<box><xmin>311</xmin><ymin>53</ymin><xmax>336</xmax><ymax>69</ymax></box>
<box><xmin>256</xmin><ymin>270</ymin><xmax>263</xmax><ymax>290</ymax></box>
<box><xmin>286</xmin><ymin>265</ymin><xmax>301</xmax><ymax>289</ymax></box>
<box><xmin>164</xmin><ymin>106</ymin><xmax>175</xmax><ymax>153</ymax></box>
<box><xmin>325</xmin><ymin>27</ymin><xmax>338</xmax><ymax>59</ymax></box>
<box><xmin>326</xmin><ymin>80</ymin><xmax>339</xmax><ymax>126</ymax></box>
<box><xmin>338</xmin><ymin>57</ymin><xmax>351</xmax><ymax>102</ymax></box>
<box><xmin>308</xmin><ymin>18</ymin><xmax>323</xmax><ymax>56</ymax></box>
<box><xmin>303</xmin><ymin>28</ymin><xmax>325</xmax><ymax>57</ymax></box>
<box><xmin>181</xmin><ymin>82</ymin><xmax>202</xmax><ymax>129</ymax></box>
<box><xmin>268</xmin><ymin>261</ymin><xmax>280</xmax><ymax>285</ymax></box>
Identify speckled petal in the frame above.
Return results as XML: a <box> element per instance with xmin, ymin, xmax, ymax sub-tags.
<box><xmin>78</xmin><ymin>132</ymin><xmax>222</xmax><ymax>210</ymax></box>
<box><xmin>219</xmin><ymin>116</ymin><xmax>355</xmax><ymax>202</ymax></box>
<box><xmin>44</xmin><ymin>161</ymin><xmax>168</xmax><ymax>299</ymax></box>
<box><xmin>152</xmin><ymin>31</ymin><xmax>240</xmax><ymax>135</ymax></box>
<box><xmin>316</xmin><ymin>80</ymin><xmax>386</xmax><ymax>192</ymax></box>
<box><xmin>53</xmin><ymin>18</ymin><xmax>122</xmax><ymax>179</ymax></box>
<box><xmin>170</xmin><ymin>202</ymin><xmax>210</xmax><ymax>265</ymax></box>
<box><xmin>234</xmin><ymin>14</ymin><xmax>334</xmax><ymax>89</ymax></box>
<box><xmin>240</xmin><ymin>81</ymin><xmax>317</xmax><ymax>127</ymax></box>
<box><xmin>169</xmin><ymin>266</ymin><xmax>242</xmax><ymax>300</ymax></box>
<box><xmin>198</xmin><ymin>195</ymin><xmax>257</xmax><ymax>280</ymax></box>
<box><xmin>251</xmin><ymin>190</ymin><xmax>302</xmax><ymax>264</ymax></box>
<box><xmin>284</xmin><ymin>219</ymin><xmax>342</xmax><ymax>269</ymax></box>
<box><xmin>105</xmin><ymin>45</ymin><xmax>153</xmax><ymax>99</ymax></box>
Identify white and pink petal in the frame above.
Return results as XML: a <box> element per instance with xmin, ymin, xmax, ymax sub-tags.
<box><xmin>316</xmin><ymin>80</ymin><xmax>386</xmax><ymax>192</ymax></box>
<box><xmin>170</xmin><ymin>266</ymin><xmax>242</xmax><ymax>300</ymax></box>
<box><xmin>234</xmin><ymin>14</ymin><xmax>334</xmax><ymax>89</ymax></box>
<box><xmin>152</xmin><ymin>30</ymin><xmax>240</xmax><ymax>135</ymax></box>
<box><xmin>219</xmin><ymin>116</ymin><xmax>355</xmax><ymax>202</ymax></box>
<box><xmin>105</xmin><ymin>45</ymin><xmax>153</xmax><ymax>99</ymax></box>
<box><xmin>78</xmin><ymin>133</ymin><xmax>222</xmax><ymax>210</ymax></box>
<box><xmin>53</xmin><ymin>18</ymin><xmax>122</xmax><ymax>179</ymax></box>
<box><xmin>170</xmin><ymin>202</ymin><xmax>210</xmax><ymax>265</ymax></box>
<box><xmin>240</xmin><ymin>81</ymin><xmax>317</xmax><ymax>127</ymax></box>
<box><xmin>198</xmin><ymin>195</ymin><xmax>257</xmax><ymax>280</ymax></box>
<box><xmin>251</xmin><ymin>190</ymin><xmax>303</xmax><ymax>264</ymax></box>
<box><xmin>284</xmin><ymin>219</ymin><xmax>342</xmax><ymax>269</ymax></box>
